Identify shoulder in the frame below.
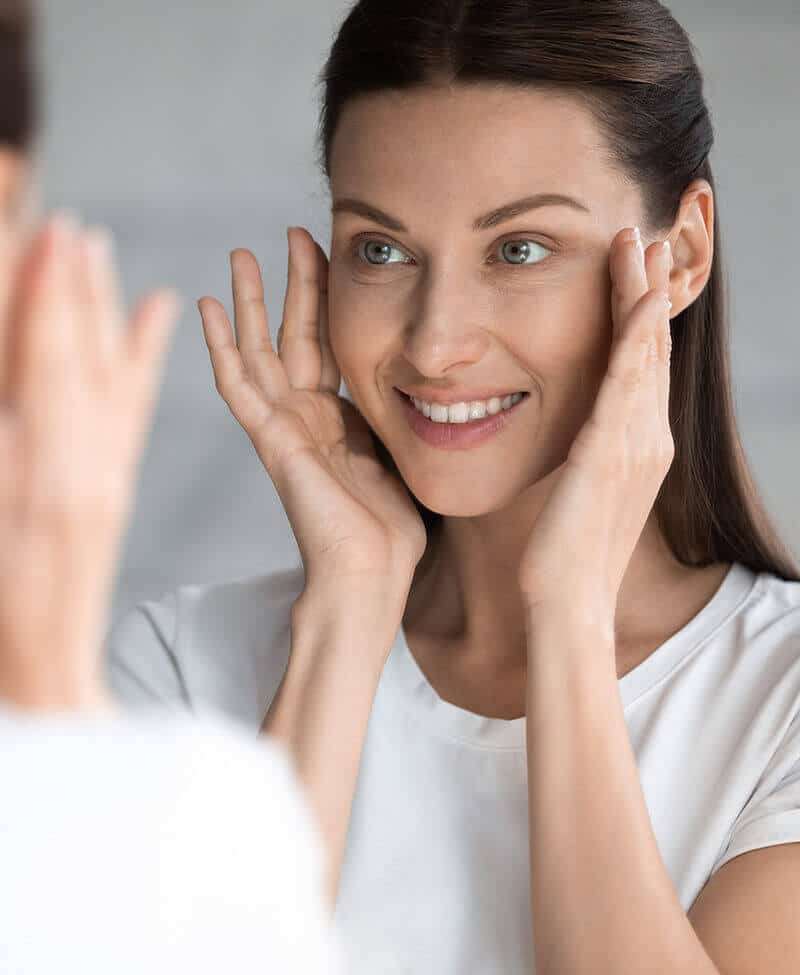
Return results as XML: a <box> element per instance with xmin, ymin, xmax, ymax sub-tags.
<box><xmin>707</xmin><ymin>569</ymin><xmax>800</xmax><ymax>874</ymax></box>
<box><xmin>717</xmin><ymin>565</ymin><xmax>800</xmax><ymax>794</ymax></box>
<box><xmin>740</xmin><ymin>568</ymin><xmax>800</xmax><ymax>669</ymax></box>
<box><xmin>715</xmin><ymin>566</ymin><xmax>800</xmax><ymax>715</ymax></box>
<box><xmin>104</xmin><ymin>563</ymin><xmax>306</xmax><ymax>729</ymax></box>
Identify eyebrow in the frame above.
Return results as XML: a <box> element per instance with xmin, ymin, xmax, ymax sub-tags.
<box><xmin>331</xmin><ymin>192</ymin><xmax>591</xmax><ymax>233</ymax></box>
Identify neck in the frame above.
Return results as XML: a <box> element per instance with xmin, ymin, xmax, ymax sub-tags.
<box><xmin>404</xmin><ymin>506</ymin><xmax>714</xmax><ymax>676</ymax></box>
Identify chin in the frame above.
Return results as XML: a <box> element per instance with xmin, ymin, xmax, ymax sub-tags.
<box><xmin>404</xmin><ymin>472</ymin><xmax>523</xmax><ymax>519</ymax></box>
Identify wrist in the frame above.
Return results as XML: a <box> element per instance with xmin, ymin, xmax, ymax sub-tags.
<box><xmin>524</xmin><ymin>602</ymin><xmax>616</xmax><ymax>652</ymax></box>
<box><xmin>0</xmin><ymin>672</ymin><xmax>116</xmax><ymax>715</ymax></box>
<box><xmin>294</xmin><ymin>573</ymin><xmax>411</xmax><ymax>629</ymax></box>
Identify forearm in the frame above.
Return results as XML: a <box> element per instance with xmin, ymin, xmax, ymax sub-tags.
<box><xmin>524</xmin><ymin>612</ymin><xmax>719</xmax><ymax>975</ymax></box>
<box><xmin>262</xmin><ymin>583</ymin><xmax>406</xmax><ymax>913</ymax></box>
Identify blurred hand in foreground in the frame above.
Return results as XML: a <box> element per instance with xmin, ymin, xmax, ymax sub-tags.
<box><xmin>0</xmin><ymin>211</ymin><xmax>181</xmax><ymax>712</ymax></box>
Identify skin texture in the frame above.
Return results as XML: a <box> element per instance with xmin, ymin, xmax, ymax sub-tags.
<box><xmin>326</xmin><ymin>83</ymin><xmax>730</xmax><ymax>711</ymax></box>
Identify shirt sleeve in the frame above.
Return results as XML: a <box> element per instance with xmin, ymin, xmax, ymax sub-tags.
<box><xmin>712</xmin><ymin>708</ymin><xmax>800</xmax><ymax>874</ymax></box>
<box><xmin>103</xmin><ymin>591</ymin><xmax>192</xmax><ymax>710</ymax></box>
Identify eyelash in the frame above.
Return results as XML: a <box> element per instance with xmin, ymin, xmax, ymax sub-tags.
<box><xmin>349</xmin><ymin>233</ymin><xmax>556</xmax><ymax>270</ymax></box>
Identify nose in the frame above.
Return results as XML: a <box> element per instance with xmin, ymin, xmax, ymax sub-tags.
<box><xmin>402</xmin><ymin>273</ymin><xmax>491</xmax><ymax>378</ymax></box>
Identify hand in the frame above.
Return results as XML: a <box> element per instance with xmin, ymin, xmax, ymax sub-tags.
<box><xmin>516</xmin><ymin>227</ymin><xmax>675</xmax><ymax>629</ymax></box>
<box><xmin>0</xmin><ymin>212</ymin><xmax>181</xmax><ymax>710</ymax></box>
<box><xmin>197</xmin><ymin>227</ymin><xmax>426</xmax><ymax>597</ymax></box>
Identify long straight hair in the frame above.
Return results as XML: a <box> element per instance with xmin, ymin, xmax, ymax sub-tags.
<box><xmin>314</xmin><ymin>0</ymin><xmax>799</xmax><ymax>582</ymax></box>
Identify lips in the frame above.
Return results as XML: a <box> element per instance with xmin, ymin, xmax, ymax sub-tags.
<box><xmin>397</xmin><ymin>385</ymin><xmax>530</xmax><ymax>449</ymax></box>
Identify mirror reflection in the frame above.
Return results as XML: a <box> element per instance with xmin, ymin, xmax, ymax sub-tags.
<box><xmin>1</xmin><ymin>2</ymin><xmax>798</xmax><ymax>974</ymax></box>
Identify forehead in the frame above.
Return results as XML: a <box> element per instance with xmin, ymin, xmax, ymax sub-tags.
<box><xmin>330</xmin><ymin>84</ymin><xmax>631</xmax><ymax>224</ymax></box>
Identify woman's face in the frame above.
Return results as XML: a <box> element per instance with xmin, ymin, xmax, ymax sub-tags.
<box><xmin>328</xmin><ymin>84</ymin><xmax>650</xmax><ymax>518</ymax></box>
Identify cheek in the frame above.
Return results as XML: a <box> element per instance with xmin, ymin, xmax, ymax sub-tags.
<box><xmin>327</xmin><ymin>292</ymin><xmax>389</xmax><ymax>387</ymax></box>
<box><xmin>500</xmin><ymin>277</ymin><xmax>610</xmax><ymax>377</ymax></box>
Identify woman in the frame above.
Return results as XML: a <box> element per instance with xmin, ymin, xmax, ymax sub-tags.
<box><xmin>108</xmin><ymin>2</ymin><xmax>800</xmax><ymax>973</ymax></box>
<box><xmin>0</xmin><ymin>4</ymin><xmax>344</xmax><ymax>972</ymax></box>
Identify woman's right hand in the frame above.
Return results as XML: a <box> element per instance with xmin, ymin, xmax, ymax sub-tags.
<box><xmin>197</xmin><ymin>227</ymin><xmax>427</xmax><ymax>596</ymax></box>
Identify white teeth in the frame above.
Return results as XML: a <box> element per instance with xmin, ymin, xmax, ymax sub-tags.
<box><xmin>411</xmin><ymin>391</ymin><xmax>525</xmax><ymax>424</ymax></box>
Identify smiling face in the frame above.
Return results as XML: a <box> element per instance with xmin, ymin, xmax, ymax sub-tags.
<box><xmin>327</xmin><ymin>82</ymin><xmax>650</xmax><ymax>517</ymax></box>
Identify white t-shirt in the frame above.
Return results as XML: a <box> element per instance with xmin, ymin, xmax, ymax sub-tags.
<box><xmin>105</xmin><ymin>561</ymin><xmax>800</xmax><ymax>975</ymax></box>
<box><xmin>0</xmin><ymin>707</ymin><xmax>344</xmax><ymax>975</ymax></box>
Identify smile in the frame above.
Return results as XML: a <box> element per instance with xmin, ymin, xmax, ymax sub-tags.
<box><xmin>395</xmin><ymin>388</ymin><xmax>530</xmax><ymax>450</ymax></box>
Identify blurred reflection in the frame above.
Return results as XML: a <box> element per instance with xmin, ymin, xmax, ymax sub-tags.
<box><xmin>0</xmin><ymin>4</ymin><xmax>343</xmax><ymax>973</ymax></box>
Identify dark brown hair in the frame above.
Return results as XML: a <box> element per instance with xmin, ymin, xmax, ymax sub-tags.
<box><xmin>0</xmin><ymin>0</ymin><xmax>36</xmax><ymax>152</ymax></box>
<box><xmin>314</xmin><ymin>0</ymin><xmax>799</xmax><ymax>582</ymax></box>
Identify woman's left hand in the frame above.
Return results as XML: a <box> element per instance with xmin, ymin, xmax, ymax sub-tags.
<box><xmin>0</xmin><ymin>212</ymin><xmax>181</xmax><ymax>711</ymax></box>
<box><xmin>516</xmin><ymin>226</ymin><xmax>675</xmax><ymax>632</ymax></box>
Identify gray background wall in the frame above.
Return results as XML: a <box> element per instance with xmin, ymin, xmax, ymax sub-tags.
<box><xmin>30</xmin><ymin>0</ymin><xmax>800</xmax><ymax>624</ymax></box>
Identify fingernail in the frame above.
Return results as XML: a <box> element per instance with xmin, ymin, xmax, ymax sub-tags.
<box><xmin>662</xmin><ymin>239</ymin><xmax>671</xmax><ymax>257</ymax></box>
<box><xmin>631</xmin><ymin>226</ymin><xmax>641</xmax><ymax>242</ymax></box>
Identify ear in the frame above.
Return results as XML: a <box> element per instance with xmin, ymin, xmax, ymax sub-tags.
<box><xmin>664</xmin><ymin>178</ymin><xmax>714</xmax><ymax>316</ymax></box>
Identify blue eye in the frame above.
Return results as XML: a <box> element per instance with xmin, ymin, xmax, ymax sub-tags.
<box><xmin>352</xmin><ymin>236</ymin><xmax>552</xmax><ymax>268</ymax></box>
<box><xmin>497</xmin><ymin>239</ymin><xmax>551</xmax><ymax>265</ymax></box>
<box><xmin>356</xmin><ymin>239</ymin><xmax>411</xmax><ymax>267</ymax></box>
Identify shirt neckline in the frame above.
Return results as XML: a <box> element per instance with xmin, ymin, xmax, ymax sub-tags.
<box><xmin>383</xmin><ymin>561</ymin><xmax>759</xmax><ymax>750</ymax></box>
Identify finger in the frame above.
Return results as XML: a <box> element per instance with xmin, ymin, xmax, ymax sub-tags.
<box><xmin>72</xmin><ymin>226</ymin><xmax>103</xmax><ymax>379</ymax></box>
<box><xmin>1</xmin><ymin>218</ymin><xmax>45</xmax><ymax>401</ymax></box>
<box><xmin>610</xmin><ymin>227</ymin><xmax>648</xmax><ymax>338</ymax></box>
<box><xmin>122</xmin><ymin>289</ymin><xmax>181</xmax><ymax>443</ymax></box>
<box><xmin>592</xmin><ymin>288</ymin><xmax>670</xmax><ymax>431</ymax></box>
<box><xmin>83</xmin><ymin>225</ymin><xmax>124</xmax><ymax>369</ymax></box>
<box><xmin>646</xmin><ymin>239</ymin><xmax>674</xmax><ymax>430</ymax></box>
<box><xmin>651</xmin><ymin>291</ymin><xmax>673</xmax><ymax>436</ymax></box>
<box><xmin>313</xmin><ymin>240</ymin><xmax>340</xmax><ymax>394</ymax></box>
<box><xmin>229</xmin><ymin>247</ymin><xmax>288</xmax><ymax>399</ymax></box>
<box><xmin>10</xmin><ymin>167</ymin><xmax>42</xmax><ymax>243</ymax></box>
<box><xmin>11</xmin><ymin>213</ymin><xmax>78</xmax><ymax>421</ymax></box>
<box><xmin>278</xmin><ymin>226</ymin><xmax>324</xmax><ymax>392</ymax></box>
<box><xmin>198</xmin><ymin>295</ymin><xmax>282</xmax><ymax>432</ymax></box>
<box><xmin>647</xmin><ymin>238</ymin><xmax>673</xmax><ymax>327</ymax></box>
